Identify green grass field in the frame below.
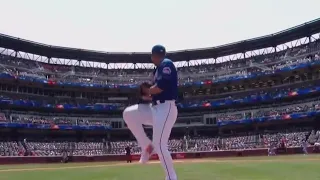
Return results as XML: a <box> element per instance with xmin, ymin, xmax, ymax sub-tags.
<box><xmin>0</xmin><ymin>155</ymin><xmax>319</xmax><ymax>180</ymax></box>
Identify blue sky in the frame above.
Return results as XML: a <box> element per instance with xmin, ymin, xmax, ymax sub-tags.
<box><xmin>1</xmin><ymin>0</ymin><xmax>320</xmax><ymax>53</ymax></box>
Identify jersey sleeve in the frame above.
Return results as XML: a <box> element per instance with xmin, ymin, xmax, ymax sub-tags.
<box><xmin>156</xmin><ymin>61</ymin><xmax>175</xmax><ymax>90</ymax></box>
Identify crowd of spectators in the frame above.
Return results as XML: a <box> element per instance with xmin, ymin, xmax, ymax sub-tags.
<box><xmin>25</xmin><ymin>141</ymin><xmax>105</xmax><ymax>156</ymax></box>
<box><xmin>0</xmin><ymin>128</ymin><xmax>315</xmax><ymax>157</ymax></box>
<box><xmin>187</xmin><ymin>138</ymin><xmax>219</xmax><ymax>152</ymax></box>
<box><xmin>0</xmin><ymin>41</ymin><xmax>319</xmax><ymax>85</ymax></box>
<box><xmin>178</xmin><ymin>41</ymin><xmax>320</xmax><ymax>82</ymax></box>
<box><xmin>216</xmin><ymin>113</ymin><xmax>244</xmax><ymax>122</ymax></box>
<box><xmin>7</xmin><ymin>114</ymin><xmax>111</xmax><ymax>127</ymax></box>
<box><xmin>0</xmin><ymin>43</ymin><xmax>319</xmax><ymax>113</ymax></box>
<box><xmin>0</xmin><ymin>141</ymin><xmax>25</xmax><ymax>156</ymax></box>
<box><xmin>0</xmin><ymin>41</ymin><xmax>320</xmax><ymax>157</ymax></box>
<box><xmin>221</xmin><ymin>135</ymin><xmax>262</xmax><ymax>150</ymax></box>
<box><xmin>215</xmin><ymin>100</ymin><xmax>320</xmax><ymax>122</ymax></box>
<box><xmin>0</xmin><ymin>98</ymin><xmax>317</xmax><ymax>127</ymax></box>
<box><xmin>77</xmin><ymin>119</ymin><xmax>111</xmax><ymax>127</ymax></box>
<box><xmin>262</xmin><ymin>131</ymin><xmax>308</xmax><ymax>148</ymax></box>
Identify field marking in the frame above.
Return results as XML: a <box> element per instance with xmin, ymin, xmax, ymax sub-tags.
<box><xmin>0</xmin><ymin>157</ymin><xmax>319</xmax><ymax>173</ymax></box>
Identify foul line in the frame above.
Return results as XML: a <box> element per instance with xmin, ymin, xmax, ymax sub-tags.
<box><xmin>0</xmin><ymin>157</ymin><xmax>319</xmax><ymax>173</ymax></box>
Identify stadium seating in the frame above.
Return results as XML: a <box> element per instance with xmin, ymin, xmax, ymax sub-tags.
<box><xmin>0</xmin><ymin>97</ymin><xmax>316</xmax><ymax>129</ymax></box>
<box><xmin>0</xmin><ymin>127</ymin><xmax>312</xmax><ymax>156</ymax></box>
<box><xmin>0</xmin><ymin>23</ymin><xmax>320</xmax><ymax>157</ymax></box>
<box><xmin>0</xmin><ymin>41</ymin><xmax>319</xmax><ymax>87</ymax></box>
<box><xmin>25</xmin><ymin>141</ymin><xmax>105</xmax><ymax>156</ymax></box>
<box><xmin>0</xmin><ymin>141</ymin><xmax>25</xmax><ymax>156</ymax></box>
<box><xmin>9</xmin><ymin>114</ymin><xmax>111</xmax><ymax>127</ymax></box>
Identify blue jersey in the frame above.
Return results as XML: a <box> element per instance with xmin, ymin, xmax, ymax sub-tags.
<box><xmin>152</xmin><ymin>58</ymin><xmax>178</xmax><ymax>102</ymax></box>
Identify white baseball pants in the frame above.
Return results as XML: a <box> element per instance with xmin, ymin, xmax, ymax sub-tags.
<box><xmin>123</xmin><ymin>101</ymin><xmax>178</xmax><ymax>180</ymax></box>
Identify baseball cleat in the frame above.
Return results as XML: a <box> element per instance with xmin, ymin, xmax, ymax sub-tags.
<box><xmin>139</xmin><ymin>144</ymin><xmax>154</xmax><ymax>164</ymax></box>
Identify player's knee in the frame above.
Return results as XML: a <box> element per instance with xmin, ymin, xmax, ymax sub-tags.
<box><xmin>123</xmin><ymin>105</ymin><xmax>138</xmax><ymax>122</ymax></box>
<box><xmin>153</xmin><ymin>143</ymin><xmax>161</xmax><ymax>153</ymax></box>
<box><xmin>152</xmin><ymin>137</ymin><xmax>167</xmax><ymax>152</ymax></box>
<box><xmin>122</xmin><ymin>109</ymin><xmax>129</xmax><ymax>122</ymax></box>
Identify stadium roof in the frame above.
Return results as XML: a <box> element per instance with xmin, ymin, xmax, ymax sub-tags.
<box><xmin>1</xmin><ymin>18</ymin><xmax>320</xmax><ymax>63</ymax></box>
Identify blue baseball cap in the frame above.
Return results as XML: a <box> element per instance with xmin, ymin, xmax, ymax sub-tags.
<box><xmin>151</xmin><ymin>45</ymin><xmax>166</xmax><ymax>56</ymax></box>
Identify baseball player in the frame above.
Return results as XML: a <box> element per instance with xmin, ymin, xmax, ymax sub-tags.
<box><xmin>125</xmin><ymin>145</ymin><xmax>132</xmax><ymax>163</ymax></box>
<box><xmin>123</xmin><ymin>45</ymin><xmax>178</xmax><ymax>180</ymax></box>
<box><xmin>302</xmin><ymin>140</ymin><xmax>308</xmax><ymax>155</ymax></box>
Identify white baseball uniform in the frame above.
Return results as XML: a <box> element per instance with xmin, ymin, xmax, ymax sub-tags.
<box><xmin>123</xmin><ymin>58</ymin><xmax>178</xmax><ymax>180</ymax></box>
<box><xmin>123</xmin><ymin>102</ymin><xmax>178</xmax><ymax>180</ymax></box>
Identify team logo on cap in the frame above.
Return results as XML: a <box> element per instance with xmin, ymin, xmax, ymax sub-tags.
<box><xmin>162</xmin><ymin>67</ymin><xmax>171</xmax><ymax>74</ymax></box>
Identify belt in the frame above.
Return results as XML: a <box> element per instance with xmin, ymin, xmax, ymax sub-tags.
<box><xmin>152</xmin><ymin>100</ymin><xmax>175</xmax><ymax>106</ymax></box>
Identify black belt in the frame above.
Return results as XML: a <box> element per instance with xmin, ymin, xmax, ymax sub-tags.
<box><xmin>152</xmin><ymin>100</ymin><xmax>175</xmax><ymax>106</ymax></box>
<box><xmin>138</xmin><ymin>99</ymin><xmax>151</xmax><ymax>104</ymax></box>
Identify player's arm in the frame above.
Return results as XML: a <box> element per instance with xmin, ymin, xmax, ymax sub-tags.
<box><xmin>149</xmin><ymin>62</ymin><xmax>173</xmax><ymax>95</ymax></box>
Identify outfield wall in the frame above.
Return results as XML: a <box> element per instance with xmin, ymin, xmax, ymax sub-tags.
<box><xmin>0</xmin><ymin>146</ymin><xmax>316</xmax><ymax>164</ymax></box>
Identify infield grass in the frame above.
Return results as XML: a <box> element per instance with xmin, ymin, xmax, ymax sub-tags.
<box><xmin>0</xmin><ymin>155</ymin><xmax>319</xmax><ymax>180</ymax></box>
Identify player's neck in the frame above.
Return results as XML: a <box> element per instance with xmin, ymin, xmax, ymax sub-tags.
<box><xmin>155</xmin><ymin>58</ymin><xmax>165</xmax><ymax>67</ymax></box>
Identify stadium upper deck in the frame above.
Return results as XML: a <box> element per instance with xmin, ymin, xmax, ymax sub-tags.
<box><xmin>1</xmin><ymin>18</ymin><xmax>320</xmax><ymax>64</ymax></box>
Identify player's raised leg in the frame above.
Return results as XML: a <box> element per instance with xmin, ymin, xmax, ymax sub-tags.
<box><xmin>122</xmin><ymin>104</ymin><xmax>154</xmax><ymax>163</ymax></box>
<box><xmin>152</xmin><ymin>101</ymin><xmax>178</xmax><ymax>180</ymax></box>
